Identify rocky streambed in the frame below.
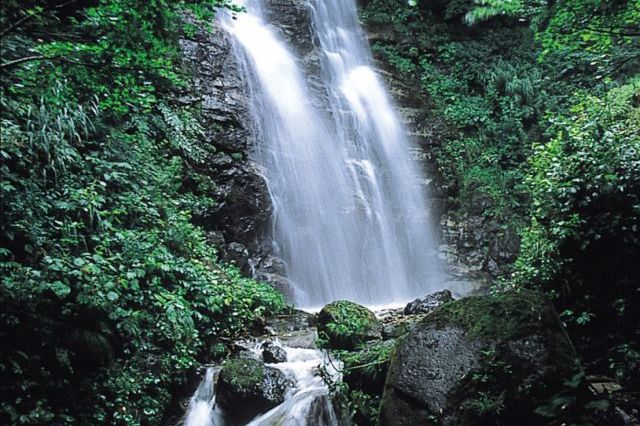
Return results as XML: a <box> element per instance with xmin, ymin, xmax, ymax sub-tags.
<box><xmin>176</xmin><ymin>287</ymin><xmax>640</xmax><ymax>425</ymax></box>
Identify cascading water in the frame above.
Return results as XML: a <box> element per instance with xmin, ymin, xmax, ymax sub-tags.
<box><xmin>183</xmin><ymin>341</ymin><xmax>341</xmax><ymax>426</ymax></box>
<box><xmin>183</xmin><ymin>367</ymin><xmax>224</xmax><ymax>426</ymax></box>
<box><xmin>224</xmin><ymin>0</ymin><xmax>442</xmax><ymax>309</ymax></box>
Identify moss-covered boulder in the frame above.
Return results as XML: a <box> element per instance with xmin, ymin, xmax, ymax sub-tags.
<box><xmin>216</xmin><ymin>357</ymin><xmax>292</xmax><ymax>423</ymax></box>
<box><xmin>380</xmin><ymin>290</ymin><xmax>578</xmax><ymax>426</ymax></box>
<box><xmin>317</xmin><ymin>300</ymin><xmax>382</xmax><ymax>350</ymax></box>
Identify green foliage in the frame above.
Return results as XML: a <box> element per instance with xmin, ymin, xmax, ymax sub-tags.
<box><xmin>512</xmin><ymin>79</ymin><xmax>640</xmax><ymax>381</ymax></box>
<box><xmin>464</xmin><ymin>0</ymin><xmax>546</xmax><ymax>25</ymax></box>
<box><xmin>339</xmin><ymin>340</ymin><xmax>395</xmax><ymax>424</ymax></box>
<box><xmin>465</xmin><ymin>0</ymin><xmax>640</xmax><ymax>83</ymax></box>
<box><xmin>534</xmin><ymin>371</ymin><xmax>612</xmax><ymax>423</ymax></box>
<box><xmin>321</xmin><ymin>340</ymin><xmax>395</xmax><ymax>425</ymax></box>
<box><xmin>536</xmin><ymin>0</ymin><xmax>640</xmax><ymax>80</ymax></box>
<box><xmin>0</xmin><ymin>1</ymin><xmax>285</xmax><ymax>425</ymax></box>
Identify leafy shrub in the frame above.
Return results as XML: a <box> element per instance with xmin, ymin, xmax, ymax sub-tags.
<box><xmin>512</xmin><ymin>79</ymin><xmax>640</xmax><ymax>379</ymax></box>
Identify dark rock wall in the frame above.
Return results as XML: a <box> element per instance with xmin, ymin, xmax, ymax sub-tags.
<box><xmin>178</xmin><ymin>14</ymin><xmax>283</xmax><ymax>281</ymax></box>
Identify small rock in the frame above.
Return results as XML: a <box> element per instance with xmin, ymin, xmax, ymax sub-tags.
<box><xmin>262</xmin><ymin>341</ymin><xmax>287</xmax><ymax>363</ymax></box>
<box><xmin>403</xmin><ymin>289</ymin><xmax>454</xmax><ymax>315</ymax></box>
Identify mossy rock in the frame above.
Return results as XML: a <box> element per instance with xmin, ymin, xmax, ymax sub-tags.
<box><xmin>216</xmin><ymin>357</ymin><xmax>292</xmax><ymax>423</ymax></box>
<box><xmin>317</xmin><ymin>300</ymin><xmax>382</xmax><ymax>350</ymax></box>
<box><xmin>380</xmin><ymin>290</ymin><xmax>579</xmax><ymax>426</ymax></box>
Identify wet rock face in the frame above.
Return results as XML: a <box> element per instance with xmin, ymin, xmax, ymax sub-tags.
<box><xmin>263</xmin><ymin>0</ymin><xmax>327</xmax><ymax>109</ymax></box>
<box><xmin>266</xmin><ymin>310</ymin><xmax>319</xmax><ymax>349</ymax></box>
<box><xmin>404</xmin><ymin>289</ymin><xmax>454</xmax><ymax>315</ymax></box>
<box><xmin>178</xmin><ymin>20</ymin><xmax>251</xmax><ymax>153</ymax></box>
<box><xmin>179</xmin><ymin>14</ymin><xmax>288</xmax><ymax>281</ymax></box>
<box><xmin>380</xmin><ymin>290</ymin><xmax>578</xmax><ymax>426</ymax></box>
<box><xmin>264</xmin><ymin>0</ymin><xmax>315</xmax><ymax>55</ymax></box>
<box><xmin>439</xmin><ymin>214</ymin><xmax>520</xmax><ymax>278</ymax></box>
<box><xmin>216</xmin><ymin>357</ymin><xmax>293</xmax><ymax>423</ymax></box>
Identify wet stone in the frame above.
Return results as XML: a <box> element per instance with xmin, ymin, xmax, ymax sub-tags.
<box><xmin>262</xmin><ymin>341</ymin><xmax>287</xmax><ymax>363</ymax></box>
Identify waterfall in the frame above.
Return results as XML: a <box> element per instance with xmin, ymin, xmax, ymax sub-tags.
<box><xmin>224</xmin><ymin>0</ymin><xmax>442</xmax><ymax>308</ymax></box>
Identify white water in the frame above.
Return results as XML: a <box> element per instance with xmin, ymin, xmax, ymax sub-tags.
<box><xmin>225</xmin><ymin>0</ymin><xmax>441</xmax><ymax>308</ymax></box>
<box><xmin>183</xmin><ymin>341</ymin><xmax>340</xmax><ymax>426</ymax></box>
<box><xmin>247</xmin><ymin>344</ymin><xmax>340</xmax><ymax>426</ymax></box>
<box><xmin>183</xmin><ymin>367</ymin><xmax>224</xmax><ymax>426</ymax></box>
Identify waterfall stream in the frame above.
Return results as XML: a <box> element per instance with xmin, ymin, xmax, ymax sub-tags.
<box><xmin>224</xmin><ymin>0</ymin><xmax>443</xmax><ymax>309</ymax></box>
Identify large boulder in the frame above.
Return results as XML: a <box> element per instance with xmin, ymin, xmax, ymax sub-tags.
<box><xmin>216</xmin><ymin>357</ymin><xmax>292</xmax><ymax>424</ymax></box>
<box><xmin>380</xmin><ymin>290</ymin><xmax>578</xmax><ymax>426</ymax></box>
<box><xmin>318</xmin><ymin>301</ymin><xmax>382</xmax><ymax>350</ymax></box>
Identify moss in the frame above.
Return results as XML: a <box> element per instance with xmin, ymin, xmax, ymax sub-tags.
<box><xmin>221</xmin><ymin>358</ymin><xmax>265</xmax><ymax>392</ymax></box>
<box><xmin>317</xmin><ymin>300</ymin><xmax>382</xmax><ymax>350</ymax></box>
<box><xmin>431</xmin><ymin>289</ymin><xmax>549</xmax><ymax>341</ymax></box>
<box><xmin>217</xmin><ymin>357</ymin><xmax>291</xmax><ymax>423</ymax></box>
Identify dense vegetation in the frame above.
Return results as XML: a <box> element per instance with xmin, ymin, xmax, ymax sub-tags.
<box><xmin>0</xmin><ymin>1</ymin><xmax>285</xmax><ymax>424</ymax></box>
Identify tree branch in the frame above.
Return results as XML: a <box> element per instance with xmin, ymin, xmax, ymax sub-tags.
<box><xmin>1</xmin><ymin>0</ymin><xmax>83</xmax><ymax>38</ymax></box>
<box><xmin>1</xmin><ymin>54</ymin><xmax>178</xmax><ymax>74</ymax></box>
<box><xmin>582</xmin><ymin>26</ymin><xmax>640</xmax><ymax>37</ymax></box>
<box><xmin>0</xmin><ymin>55</ymin><xmax>47</xmax><ymax>68</ymax></box>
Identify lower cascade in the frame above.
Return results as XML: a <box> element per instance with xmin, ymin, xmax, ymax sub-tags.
<box><xmin>183</xmin><ymin>339</ymin><xmax>341</xmax><ymax>426</ymax></box>
<box><xmin>223</xmin><ymin>0</ymin><xmax>443</xmax><ymax>309</ymax></box>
